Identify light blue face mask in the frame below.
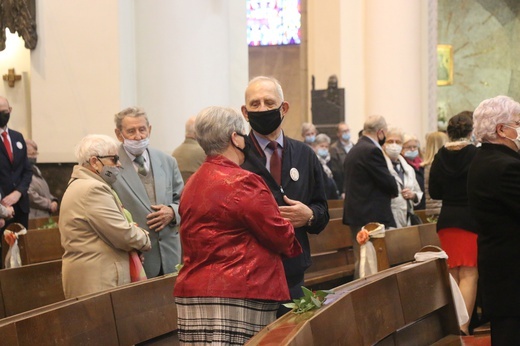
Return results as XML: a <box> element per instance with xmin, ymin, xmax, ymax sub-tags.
<box><xmin>305</xmin><ymin>135</ymin><xmax>316</xmax><ymax>144</ymax></box>
<box><xmin>317</xmin><ymin>148</ymin><xmax>329</xmax><ymax>158</ymax></box>
<box><xmin>404</xmin><ymin>150</ymin><xmax>419</xmax><ymax>160</ymax></box>
<box><xmin>342</xmin><ymin>132</ymin><xmax>351</xmax><ymax>142</ymax></box>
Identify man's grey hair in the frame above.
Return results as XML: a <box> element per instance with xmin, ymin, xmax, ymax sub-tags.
<box><xmin>185</xmin><ymin>116</ymin><xmax>197</xmax><ymax>137</ymax></box>
<box><xmin>75</xmin><ymin>134</ymin><xmax>119</xmax><ymax>164</ymax></box>
<box><xmin>363</xmin><ymin>115</ymin><xmax>387</xmax><ymax>134</ymax></box>
<box><xmin>114</xmin><ymin>106</ymin><xmax>149</xmax><ymax>130</ymax></box>
<box><xmin>314</xmin><ymin>133</ymin><xmax>331</xmax><ymax>145</ymax></box>
<box><xmin>246</xmin><ymin>76</ymin><xmax>284</xmax><ymax>101</ymax></box>
<box><xmin>473</xmin><ymin>95</ymin><xmax>520</xmax><ymax>143</ymax></box>
<box><xmin>195</xmin><ymin>106</ymin><xmax>246</xmax><ymax>156</ymax></box>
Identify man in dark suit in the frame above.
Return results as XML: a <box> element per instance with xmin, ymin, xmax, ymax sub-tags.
<box><xmin>342</xmin><ymin>115</ymin><xmax>398</xmax><ymax>277</ymax></box>
<box><xmin>468</xmin><ymin>95</ymin><xmax>520</xmax><ymax>345</ymax></box>
<box><xmin>0</xmin><ymin>96</ymin><xmax>33</xmax><ymax>232</ymax></box>
<box><xmin>240</xmin><ymin>76</ymin><xmax>329</xmax><ymax>314</ymax></box>
<box><xmin>329</xmin><ymin>121</ymin><xmax>354</xmax><ymax>197</ymax></box>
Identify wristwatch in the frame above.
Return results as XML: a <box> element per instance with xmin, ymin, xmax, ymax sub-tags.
<box><xmin>307</xmin><ymin>212</ymin><xmax>315</xmax><ymax>226</ymax></box>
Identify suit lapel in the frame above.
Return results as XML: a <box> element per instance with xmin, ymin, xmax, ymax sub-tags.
<box><xmin>118</xmin><ymin>146</ymin><xmax>152</xmax><ymax>211</ymax></box>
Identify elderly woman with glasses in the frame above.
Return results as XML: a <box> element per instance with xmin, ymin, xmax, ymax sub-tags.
<box><xmin>468</xmin><ymin>95</ymin><xmax>520</xmax><ymax>345</ymax></box>
<box><xmin>59</xmin><ymin>134</ymin><xmax>151</xmax><ymax>299</ymax></box>
<box><xmin>174</xmin><ymin>106</ymin><xmax>302</xmax><ymax>345</ymax></box>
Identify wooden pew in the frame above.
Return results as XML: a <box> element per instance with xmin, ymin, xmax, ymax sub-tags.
<box><xmin>247</xmin><ymin>258</ymin><xmax>462</xmax><ymax>345</ymax></box>
<box><xmin>0</xmin><ymin>273</ymin><xmax>179</xmax><ymax>345</ymax></box>
<box><xmin>110</xmin><ymin>274</ymin><xmax>178</xmax><ymax>345</ymax></box>
<box><xmin>1</xmin><ymin>226</ymin><xmax>64</xmax><ymax>268</ymax></box>
<box><xmin>328</xmin><ymin>207</ymin><xmax>343</xmax><ymax>219</ymax></box>
<box><xmin>304</xmin><ymin>218</ymin><xmax>355</xmax><ymax>289</ymax></box>
<box><xmin>0</xmin><ymin>260</ymin><xmax>65</xmax><ymax>318</ymax></box>
<box><xmin>372</xmin><ymin>223</ymin><xmax>441</xmax><ymax>271</ymax></box>
<box><xmin>27</xmin><ymin>215</ymin><xmax>59</xmax><ymax>230</ymax></box>
<box><xmin>17</xmin><ymin>227</ymin><xmax>64</xmax><ymax>265</ymax></box>
<box><xmin>327</xmin><ymin>199</ymin><xmax>343</xmax><ymax>209</ymax></box>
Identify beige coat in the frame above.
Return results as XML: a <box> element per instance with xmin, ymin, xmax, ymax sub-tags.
<box><xmin>59</xmin><ymin>165</ymin><xmax>150</xmax><ymax>299</ymax></box>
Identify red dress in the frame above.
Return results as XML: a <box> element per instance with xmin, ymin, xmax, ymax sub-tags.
<box><xmin>174</xmin><ymin>155</ymin><xmax>302</xmax><ymax>301</ymax></box>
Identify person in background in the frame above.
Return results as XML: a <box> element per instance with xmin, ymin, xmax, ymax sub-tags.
<box><xmin>0</xmin><ymin>96</ymin><xmax>32</xmax><ymax>231</ymax></box>
<box><xmin>59</xmin><ymin>134</ymin><xmax>150</xmax><ymax>298</ymax></box>
<box><xmin>429</xmin><ymin>111</ymin><xmax>478</xmax><ymax>336</ymax></box>
<box><xmin>401</xmin><ymin>133</ymin><xmax>425</xmax><ymax>210</ymax></box>
<box><xmin>342</xmin><ymin>115</ymin><xmax>398</xmax><ymax>277</ymax></box>
<box><xmin>0</xmin><ymin>193</ymin><xmax>14</xmax><ymax>229</ymax></box>
<box><xmin>112</xmin><ymin>107</ymin><xmax>184</xmax><ymax>278</ymax></box>
<box><xmin>25</xmin><ymin>139</ymin><xmax>59</xmax><ymax>219</ymax></box>
<box><xmin>329</xmin><ymin>122</ymin><xmax>355</xmax><ymax>198</ymax></box>
<box><xmin>240</xmin><ymin>76</ymin><xmax>329</xmax><ymax>315</ymax></box>
<box><xmin>301</xmin><ymin>122</ymin><xmax>317</xmax><ymax>146</ymax></box>
<box><xmin>421</xmin><ymin>131</ymin><xmax>449</xmax><ymax>217</ymax></box>
<box><xmin>382</xmin><ymin>128</ymin><xmax>423</xmax><ymax>228</ymax></box>
<box><xmin>468</xmin><ymin>95</ymin><xmax>520</xmax><ymax>345</ymax></box>
<box><xmin>172</xmin><ymin>116</ymin><xmax>206</xmax><ymax>183</ymax></box>
<box><xmin>312</xmin><ymin>134</ymin><xmax>340</xmax><ymax>200</ymax></box>
<box><xmin>174</xmin><ymin>106</ymin><xmax>302</xmax><ymax>344</ymax></box>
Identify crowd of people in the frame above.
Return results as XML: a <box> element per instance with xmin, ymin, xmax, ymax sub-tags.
<box><xmin>1</xmin><ymin>81</ymin><xmax>520</xmax><ymax>344</ymax></box>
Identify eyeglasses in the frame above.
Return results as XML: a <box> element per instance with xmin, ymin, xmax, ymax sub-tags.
<box><xmin>97</xmin><ymin>155</ymin><xmax>119</xmax><ymax>164</ymax></box>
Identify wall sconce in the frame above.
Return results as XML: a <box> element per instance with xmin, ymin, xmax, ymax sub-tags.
<box><xmin>3</xmin><ymin>68</ymin><xmax>22</xmax><ymax>87</ymax></box>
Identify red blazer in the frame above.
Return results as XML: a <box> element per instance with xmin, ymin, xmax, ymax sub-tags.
<box><xmin>174</xmin><ymin>155</ymin><xmax>302</xmax><ymax>301</ymax></box>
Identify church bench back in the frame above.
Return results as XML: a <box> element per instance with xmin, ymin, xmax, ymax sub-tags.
<box><xmin>27</xmin><ymin>215</ymin><xmax>59</xmax><ymax>230</ymax></box>
<box><xmin>0</xmin><ymin>259</ymin><xmax>64</xmax><ymax>318</ymax></box>
<box><xmin>304</xmin><ymin>218</ymin><xmax>355</xmax><ymax>288</ymax></box>
<box><xmin>371</xmin><ymin>222</ymin><xmax>441</xmax><ymax>270</ymax></box>
<box><xmin>0</xmin><ymin>274</ymin><xmax>178</xmax><ymax>345</ymax></box>
<box><xmin>247</xmin><ymin>259</ymin><xmax>460</xmax><ymax>345</ymax></box>
<box><xmin>17</xmin><ymin>227</ymin><xmax>64</xmax><ymax>264</ymax></box>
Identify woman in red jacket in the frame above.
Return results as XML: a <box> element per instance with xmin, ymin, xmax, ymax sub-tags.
<box><xmin>174</xmin><ymin>106</ymin><xmax>302</xmax><ymax>345</ymax></box>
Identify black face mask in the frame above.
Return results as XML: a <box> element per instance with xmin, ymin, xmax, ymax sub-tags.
<box><xmin>247</xmin><ymin>105</ymin><xmax>283</xmax><ymax>136</ymax></box>
<box><xmin>0</xmin><ymin>111</ymin><xmax>10</xmax><ymax>128</ymax></box>
<box><xmin>378</xmin><ymin>130</ymin><xmax>386</xmax><ymax>146</ymax></box>
<box><xmin>28</xmin><ymin>157</ymin><xmax>37</xmax><ymax>166</ymax></box>
<box><xmin>234</xmin><ymin>133</ymin><xmax>250</xmax><ymax>160</ymax></box>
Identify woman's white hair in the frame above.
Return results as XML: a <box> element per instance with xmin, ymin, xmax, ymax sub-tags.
<box><xmin>386</xmin><ymin>127</ymin><xmax>404</xmax><ymax>142</ymax></box>
<box><xmin>473</xmin><ymin>95</ymin><xmax>520</xmax><ymax>143</ymax></box>
<box><xmin>75</xmin><ymin>134</ymin><xmax>119</xmax><ymax>164</ymax></box>
<box><xmin>195</xmin><ymin>106</ymin><xmax>246</xmax><ymax>156</ymax></box>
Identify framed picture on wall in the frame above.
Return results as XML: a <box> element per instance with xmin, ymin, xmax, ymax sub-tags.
<box><xmin>437</xmin><ymin>44</ymin><xmax>453</xmax><ymax>86</ymax></box>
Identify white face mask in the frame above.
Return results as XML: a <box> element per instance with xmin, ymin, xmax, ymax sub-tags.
<box><xmin>384</xmin><ymin>143</ymin><xmax>402</xmax><ymax>160</ymax></box>
<box><xmin>504</xmin><ymin>125</ymin><xmax>520</xmax><ymax>150</ymax></box>
<box><xmin>123</xmin><ymin>137</ymin><xmax>149</xmax><ymax>156</ymax></box>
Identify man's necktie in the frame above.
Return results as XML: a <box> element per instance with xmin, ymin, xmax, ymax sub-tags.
<box><xmin>267</xmin><ymin>141</ymin><xmax>281</xmax><ymax>185</ymax></box>
<box><xmin>134</xmin><ymin>155</ymin><xmax>147</xmax><ymax>176</ymax></box>
<box><xmin>2</xmin><ymin>132</ymin><xmax>13</xmax><ymax>163</ymax></box>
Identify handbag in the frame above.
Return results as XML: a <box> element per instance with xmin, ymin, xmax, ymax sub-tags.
<box><xmin>408</xmin><ymin>211</ymin><xmax>422</xmax><ymax>225</ymax></box>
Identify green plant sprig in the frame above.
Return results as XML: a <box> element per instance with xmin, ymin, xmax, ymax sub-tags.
<box><xmin>283</xmin><ymin>286</ymin><xmax>334</xmax><ymax>314</ymax></box>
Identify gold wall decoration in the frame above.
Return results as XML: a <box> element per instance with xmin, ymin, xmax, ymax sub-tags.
<box><xmin>0</xmin><ymin>0</ymin><xmax>38</xmax><ymax>51</ymax></box>
<box><xmin>437</xmin><ymin>44</ymin><xmax>453</xmax><ymax>86</ymax></box>
<box><xmin>3</xmin><ymin>68</ymin><xmax>21</xmax><ymax>87</ymax></box>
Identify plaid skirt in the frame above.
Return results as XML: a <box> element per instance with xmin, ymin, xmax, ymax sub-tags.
<box><xmin>175</xmin><ymin>297</ymin><xmax>279</xmax><ymax>345</ymax></box>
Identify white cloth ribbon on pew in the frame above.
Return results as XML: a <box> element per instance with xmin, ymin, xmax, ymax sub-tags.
<box><xmin>4</xmin><ymin>228</ymin><xmax>27</xmax><ymax>268</ymax></box>
<box><xmin>414</xmin><ymin>249</ymin><xmax>469</xmax><ymax>327</ymax></box>
<box><xmin>359</xmin><ymin>225</ymin><xmax>385</xmax><ymax>278</ymax></box>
